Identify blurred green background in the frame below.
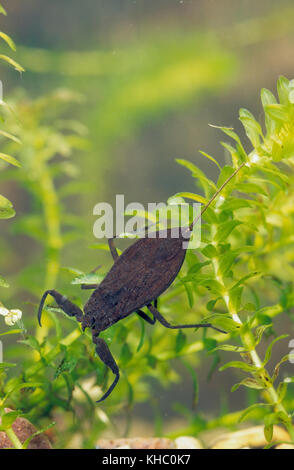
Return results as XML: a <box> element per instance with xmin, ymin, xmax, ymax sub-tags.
<box><xmin>1</xmin><ymin>0</ymin><xmax>294</xmax><ymax>441</ymax></box>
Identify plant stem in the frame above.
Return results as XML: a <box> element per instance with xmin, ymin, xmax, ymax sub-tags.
<box><xmin>5</xmin><ymin>427</ymin><xmax>23</xmax><ymax>449</ymax></box>
<box><xmin>212</xmin><ymin>255</ymin><xmax>294</xmax><ymax>442</ymax></box>
<box><xmin>36</xmin><ymin>166</ymin><xmax>63</xmax><ymax>342</ymax></box>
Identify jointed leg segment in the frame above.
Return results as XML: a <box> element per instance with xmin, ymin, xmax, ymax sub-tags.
<box><xmin>147</xmin><ymin>304</ymin><xmax>226</xmax><ymax>334</ymax></box>
<box><xmin>93</xmin><ymin>334</ymin><xmax>120</xmax><ymax>403</ymax></box>
<box><xmin>38</xmin><ymin>289</ymin><xmax>83</xmax><ymax>326</ymax></box>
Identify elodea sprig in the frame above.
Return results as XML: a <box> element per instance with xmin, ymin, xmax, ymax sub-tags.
<box><xmin>175</xmin><ymin>76</ymin><xmax>294</xmax><ymax>443</ymax></box>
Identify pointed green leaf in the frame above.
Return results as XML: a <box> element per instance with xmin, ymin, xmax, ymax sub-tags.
<box><xmin>174</xmin><ymin>192</ymin><xmax>208</xmax><ymax>205</ymax></box>
<box><xmin>0</xmin><ymin>411</ymin><xmax>21</xmax><ymax>431</ymax></box>
<box><xmin>264</xmin><ymin>424</ymin><xmax>273</xmax><ymax>443</ymax></box>
<box><xmin>238</xmin><ymin>403</ymin><xmax>269</xmax><ymax>423</ymax></box>
<box><xmin>0</xmin><ymin>3</ymin><xmax>7</xmax><ymax>15</ymax></box>
<box><xmin>263</xmin><ymin>335</ymin><xmax>289</xmax><ymax>366</ymax></box>
<box><xmin>0</xmin><ymin>195</ymin><xmax>15</xmax><ymax>219</ymax></box>
<box><xmin>175</xmin><ymin>330</ymin><xmax>187</xmax><ymax>353</ymax></box>
<box><xmin>0</xmin><ymin>152</ymin><xmax>21</xmax><ymax>167</ymax></box>
<box><xmin>203</xmin><ymin>314</ymin><xmax>240</xmax><ymax>332</ymax></box>
<box><xmin>0</xmin><ymin>274</ymin><xmax>9</xmax><ymax>287</ymax></box>
<box><xmin>0</xmin><ymin>54</ymin><xmax>24</xmax><ymax>72</ymax></box>
<box><xmin>198</xmin><ymin>150</ymin><xmax>221</xmax><ymax>170</ymax></box>
<box><xmin>215</xmin><ymin>220</ymin><xmax>242</xmax><ymax>243</ymax></box>
<box><xmin>213</xmin><ymin>344</ymin><xmax>247</xmax><ymax>353</ymax></box>
<box><xmin>219</xmin><ymin>360</ymin><xmax>257</xmax><ymax>373</ymax></box>
<box><xmin>0</xmin><ymin>129</ymin><xmax>21</xmax><ymax>143</ymax></box>
<box><xmin>264</xmin><ymin>104</ymin><xmax>288</xmax><ymax>122</ymax></box>
<box><xmin>239</xmin><ymin>108</ymin><xmax>263</xmax><ymax>148</ymax></box>
<box><xmin>0</xmin><ymin>32</ymin><xmax>16</xmax><ymax>51</ymax></box>
<box><xmin>231</xmin><ymin>377</ymin><xmax>264</xmax><ymax>392</ymax></box>
<box><xmin>277</xmin><ymin>76</ymin><xmax>290</xmax><ymax>105</ymax></box>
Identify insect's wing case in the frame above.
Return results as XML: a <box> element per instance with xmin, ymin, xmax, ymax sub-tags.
<box><xmin>84</xmin><ymin>229</ymin><xmax>190</xmax><ymax>326</ymax></box>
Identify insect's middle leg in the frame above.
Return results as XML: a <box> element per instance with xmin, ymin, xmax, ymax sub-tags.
<box><xmin>108</xmin><ymin>238</ymin><xmax>119</xmax><ymax>262</ymax></box>
<box><xmin>38</xmin><ymin>289</ymin><xmax>83</xmax><ymax>326</ymax></box>
<box><xmin>92</xmin><ymin>333</ymin><xmax>120</xmax><ymax>403</ymax></box>
<box><xmin>147</xmin><ymin>304</ymin><xmax>226</xmax><ymax>334</ymax></box>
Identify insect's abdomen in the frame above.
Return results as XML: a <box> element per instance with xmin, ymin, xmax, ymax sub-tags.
<box><xmin>84</xmin><ymin>229</ymin><xmax>189</xmax><ymax>328</ymax></box>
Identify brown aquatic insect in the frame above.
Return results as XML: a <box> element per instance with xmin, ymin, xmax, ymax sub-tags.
<box><xmin>38</xmin><ymin>165</ymin><xmax>244</xmax><ymax>402</ymax></box>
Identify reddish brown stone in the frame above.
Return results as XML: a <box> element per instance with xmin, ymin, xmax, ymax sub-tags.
<box><xmin>0</xmin><ymin>408</ymin><xmax>52</xmax><ymax>449</ymax></box>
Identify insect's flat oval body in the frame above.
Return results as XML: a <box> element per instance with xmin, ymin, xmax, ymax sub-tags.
<box><xmin>84</xmin><ymin>228</ymin><xmax>190</xmax><ymax>330</ymax></box>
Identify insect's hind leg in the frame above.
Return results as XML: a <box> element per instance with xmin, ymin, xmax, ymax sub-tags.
<box><xmin>136</xmin><ymin>309</ymin><xmax>156</xmax><ymax>325</ymax></box>
<box><xmin>136</xmin><ymin>299</ymin><xmax>158</xmax><ymax>325</ymax></box>
<box><xmin>38</xmin><ymin>289</ymin><xmax>83</xmax><ymax>327</ymax></box>
<box><xmin>92</xmin><ymin>334</ymin><xmax>120</xmax><ymax>403</ymax></box>
<box><xmin>147</xmin><ymin>304</ymin><xmax>226</xmax><ymax>334</ymax></box>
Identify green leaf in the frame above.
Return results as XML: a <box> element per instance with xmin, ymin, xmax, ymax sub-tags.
<box><xmin>55</xmin><ymin>356</ymin><xmax>77</xmax><ymax>379</ymax></box>
<box><xmin>0</xmin><ymin>54</ymin><xmax>24</xmax><ymax>72</ymax></box>
<box><xmin>219</xmin><ymin>360</ymin><xmax>257</xmax><ymax>373</ymax></box>
<box><xmin>0</xmin><ymin>32</ymin><xmax>16</xmax><ymax>51</ymax></box>
<box><xmin>181</xmin><ymin>359</ymin><xmax>199</xmax><ymax>408</ymax></box>
<box><xmin>254</xmin><ymin>324</ymin><xmax>272</xmax><ymax>347</ymax></box>
<box><xmin>120</xmin><ymin>343</ymin><xmax>132</xmax><ymax>365</ymax></box>
<box><xmin>137</xmin><ymin>317</ymin><xmax>145</xmax><ymax>352</ymax></box>
<box><xmin>175</xmin><ymin>330</ymin><xmax>187</xmax><ymax>353</ymax></box>
<box><xmin>211</xmin><ymin>124</ymin><xmax>248</xmax><ymax>163</ymax></box>
<box><xmin>0</xmin><ymin>329</ymin><xmax>22</xmax><ymax>336</ymax></box>
<box><xmin>0</xmin><ymin>274</ymin><xmax>9</xmax><ymax>287</ymax></box>
<box><xmin>220</xmin><ymin>198</ymin><xmax>253</xmax><ymax>212</ymax></box>
<box><xmin>217</xmin><ymin>251</ymin><xmax>236</xmax><ymax>277</ymax></box>
<box><xmin>0</xmin><ymin>362</ymin><xmax>16</xmax><ymax>369</ymax></box>
<box><xmin>238</xmin><ymin>403</ymin><xmax>269</xmax><ymax>423</ymax></box>
<box><xmin>174</xmin><ymin>191</ymin><xmax>208</xmax><ymax>205</ymax></box>
<box><xmin>196</xmin><ymin>278</ymin><xmax>225</xmax><ymax>296</ymax></box>
<box><xmin>263</xmin><ymin>335</ymin><xmax>289</xmax><ymax>366</ymax></box>
<box><xmin>277</xmin><ymin>76</ymin><xmax>290</xmax><ymax>105</ymax></box>
<box><xmin>0</xmin><ymin>410</ymin><xmax>21</xmax><ymax>431</ymax></box>
<box><xmin>230</xmin><ymin>272</ymin><xmax>261</xmax><ymax>291</ymax></box>
<box><xmin>261</xmin><ymin>88</ymin><xmax>277</xmax><ymax>107</ymax></box>
<box><xmin>0</xmin><ymin>152</ymin><xmax>21</xmax><ymax>167</ymax></box>
<box><xmin>198</xmin><ymin>150</ymin><xmax>221</xmax><ymax>170</ymax></box>
<box><xmin>0</xmin><ymin>195</ymin><xmax>15</xmax><ymax>219</ymax></box>
<box><xmin>201</xmin><ymin>244</ymin><xmax>218</xmax><ymax>259</ymax></box>
<box><xmin>176</xmin><ymin>158</ymin><xmax>216</xmax><ymax>194</ymax></box>
<box><xmin>272</xmin><ymin>354</ymin><xmax>292</xmax><ymax>382</ymax></box>
<box><xmin>0</xmin><ymin>3</ymin><xmax>7</xmax><ymax>15</ymax></box>
<box><xmin>237</xmin><ymin>182</ymin><xmax>268</xmax><ymax>197</ymax></box>
<box><xmin>261</xmin><ymin>88</ymin><xmax>277</xmax><ymax>134</ymax></box>
<box><xmin>229</xmin><ymin>286</ymin><xmax>244</xmax><ymax>313</ymax></box>
<box><xmin>231</xmin><ymin>377</ymin><xmax>264</xmax><ymax>392</ymax></box>
<box><xmin>22</xmin><ymin>422</ymin><xmax>55</xmax><ymax>450</ymax></box>
<box><xmin>217</xmin><ymin>165</ymin><xmax>235</xmax><ymax>188</ymax></box>
<box><xmin>116</xmin><ymin>324</ymin><xmax>129</xmax><ymax>344</ymax></box>
<box><xmin>264</xmin><ymin>424</ymin><xmax>273</xmax><ymax>443</ymax></box>
<box><xmin>239</xmin><ymin>108</ymin><xmax>263</xmax><ymax>148</ymax></box>
<box><xmin>71</xmin><ymin>272</ymin><xmax>102</xmax><ymax>285</ymax></box>
<box><xmin>182</xmin><ymin>280</ymin><xmax>194</xmax><ymax>308</ymax></box>
<box><xmin>277</xmin><ymin>381</ymin><xmax>288</xmax><ymax>403</ymax></box>
<box><xmin>264</xmin><ymin>104</ymin><xmax>288</xmax><ymax>122</ymax></box>
<box><xmin>215</xmin><ymin>220</ymin><xmax>242</xmax><ymax>242</ymax></box>
<box><xmin>187</xmin><ymin>260</ymin><xmax>211</xmax><ymax>275</ymax></box>
<box><xmin>212</xmin><ymin>344</ymin><xmax>247</xmax><ymax>353</ymax></box>
<box><xmin>203</xmin><ymin>314</ymin><xmax>240</xmax><ymax>332</ymax></box>
<box><xmin>19</xmin><ymin>335</ymin><xmax>40</xmax><ymax>352</ymax></box>
<box><xmin>0</xmin><ymin>129</ymin><xmax>21</xmax><ymax>144</ymax></box>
